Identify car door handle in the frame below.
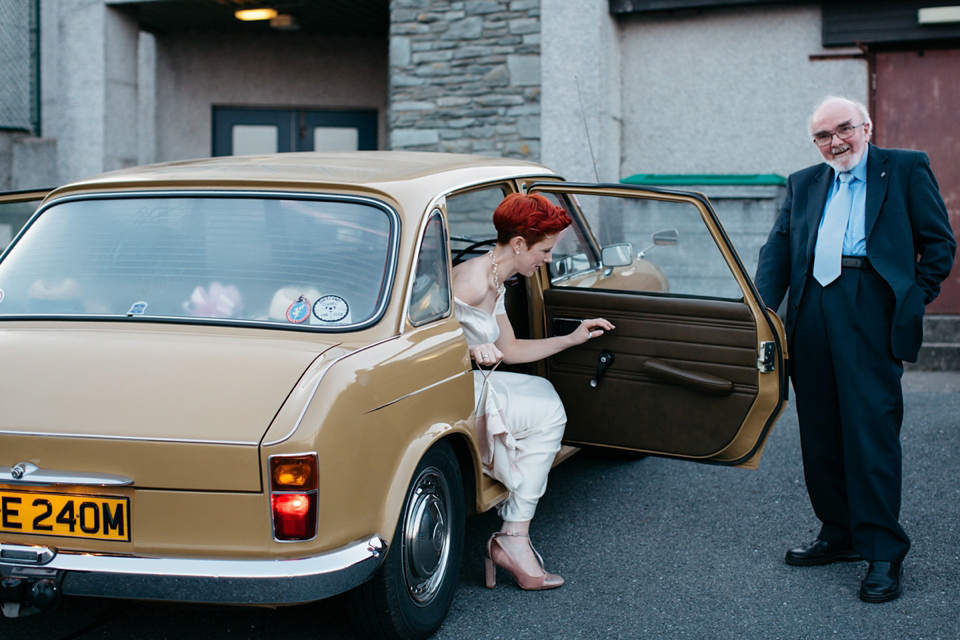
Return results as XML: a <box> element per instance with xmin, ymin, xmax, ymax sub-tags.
<box><xmin>552</xmin><ymin>316</ymin><xmax>583</xmax><ymax>336</ymax></box>
<box><xmin>640</xmin><ymin>358</ymin><xmax>733</xmax><ymax>396</ymax></box>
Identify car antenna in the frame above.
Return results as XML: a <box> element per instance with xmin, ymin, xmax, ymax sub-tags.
<box><xmin>575</xmin><ymin>75</ymin><xmax>601</xmax><ymax>182</ymax></box>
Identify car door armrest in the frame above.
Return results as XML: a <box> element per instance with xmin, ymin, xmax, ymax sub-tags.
<box><xmin>640</xmin><ymin>358</ymin><xmax>733</xmax><ymax>396</ymax></box>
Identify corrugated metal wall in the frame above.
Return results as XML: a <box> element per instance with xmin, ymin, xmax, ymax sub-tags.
<box><xmin>0</xmin><ymin>0</ymin><xmax>38</xmax><ymax>133</ymax></box>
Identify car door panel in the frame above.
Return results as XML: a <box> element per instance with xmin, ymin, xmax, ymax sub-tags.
<box><xmin>528</xmin><ymin>182</ymin><xmax>786</xmax><ymax>468</ymax></box>
<box><xmin>545</xmin><ymin>288</ymin><xmax>759</xmax><ymax>458</ymax></box>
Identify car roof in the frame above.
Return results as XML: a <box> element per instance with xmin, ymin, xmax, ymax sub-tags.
<box><xmin>48</xmin><ymin>152</ymin><xmax>561</xmax><ymax>205</ymax></box>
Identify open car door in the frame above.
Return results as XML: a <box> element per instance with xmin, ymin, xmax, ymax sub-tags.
<box><xmin>527</xmin><ymin>182</ymin><xmax>787</xmax><ymax>469</ymax></box>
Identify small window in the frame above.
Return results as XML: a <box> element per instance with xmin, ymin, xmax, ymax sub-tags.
<box><xmin>409</xmin><ymin>211</ymin><xmax>451</xmax><ymax>326</ymax></box>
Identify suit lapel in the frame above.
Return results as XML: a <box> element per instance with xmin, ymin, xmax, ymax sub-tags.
<box><xmin>805</xmin><ymin>165</ymin><xmax>833</xmax><ymax>265</ymax></box>
<box><xmin>865</xmin><ymin>144</ymin><xmax>889</xmax><ymax>240</ymax></box>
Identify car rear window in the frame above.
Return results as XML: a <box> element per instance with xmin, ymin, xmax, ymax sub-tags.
<box><xmin>0</xmin><ymin>194</ymin><xmax>397</xmax><ymax>330</ymax></box>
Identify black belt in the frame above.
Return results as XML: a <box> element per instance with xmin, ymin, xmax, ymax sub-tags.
<box><xmin>841</xmin><ymin>256</ymin><xmax>871</xmax><ymax>270</ymax></box>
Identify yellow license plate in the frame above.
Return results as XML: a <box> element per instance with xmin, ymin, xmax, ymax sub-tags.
<box><xmin>0</xmin><ymin>489</ymin><xmax>130</xmax><ymax>541</ymax></box>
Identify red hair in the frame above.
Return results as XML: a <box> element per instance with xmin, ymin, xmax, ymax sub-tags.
<box><xmin>493</xmin><ymin>193</ymin><xmax>572</xmax><ymax>245</ymax></box>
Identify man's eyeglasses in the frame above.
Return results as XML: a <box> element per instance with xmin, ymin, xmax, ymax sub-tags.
<box><xmin>812</xmin><ymin>122</ymin><xmax>865</xmax><ymax>147</ymax></box>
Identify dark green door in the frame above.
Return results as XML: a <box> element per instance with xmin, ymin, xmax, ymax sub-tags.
<box><xmin>213</xmin><ymin>107</ymin><xmax>378</xmax><ymax>156</ymax></box>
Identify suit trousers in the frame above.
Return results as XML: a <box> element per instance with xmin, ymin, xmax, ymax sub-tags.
<box><xmin>790</xmin><ymin>265</ymin><xmax>910</xmax><ymax>563</ymax></box>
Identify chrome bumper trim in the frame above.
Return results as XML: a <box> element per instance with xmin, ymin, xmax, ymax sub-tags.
<box><xmin>0</xmin><ymin>536</ymin><xmax>387</xmax><ymax>605</ymax></box>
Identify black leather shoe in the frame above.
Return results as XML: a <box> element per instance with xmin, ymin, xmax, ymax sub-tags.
<box><xmin>859</xmin><ymin>561</ymin><xmax>902</xmax><ymax>603</ymax></box>
<box><xmin>785</xmin><ymin>539</ymin><xmax>861</xmax><ymax>566</ymax></box>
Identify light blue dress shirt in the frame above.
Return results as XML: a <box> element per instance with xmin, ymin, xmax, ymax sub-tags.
<box><xmin>819</xmin><ymin>145</ymin><xmax>868</xmax><ymax>256</ymax></box>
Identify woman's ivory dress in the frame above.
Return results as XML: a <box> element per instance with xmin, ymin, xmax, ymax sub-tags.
<box><xmin>454</xmin><ymin>293</ymin><xmax>566</xmax><ymax>522</ymax></box>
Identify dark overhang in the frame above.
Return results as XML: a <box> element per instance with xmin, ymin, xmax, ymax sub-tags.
<box><xmin>106</xmin><ymin>0</ymin><xmax>389</xmax><ymax>36</ymax></box>
<box><xmin>823</xmin><ymin>1</ymin><xmax>960</xmax><ymax>46</ymax></box>
<box><xmin>609</xmin><ymin>0</ymin><xmax>796</xmax><ymax>14</ymax></box>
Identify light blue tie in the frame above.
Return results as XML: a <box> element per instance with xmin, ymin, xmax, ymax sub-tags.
<box><xmin>813</xmin><ymin>172</ymin><xmax>854</xmax><ymax>286</ymax></box>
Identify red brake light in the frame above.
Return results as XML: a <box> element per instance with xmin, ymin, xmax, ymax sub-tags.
<box><xmin>271</xmin><ymin>493</ymin><xmax>317</xmax><ymax>540</ymax></box>
<box><xmin>269</xmin><ymin>454</ymin><xmax>318</xmax><ymax>541</ymax></box>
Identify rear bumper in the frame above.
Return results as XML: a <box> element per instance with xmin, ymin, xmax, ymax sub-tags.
<box><xmin>0</xmin><ymin>536</ymin><xmax>387</xmax><ymax>605</ymax></box>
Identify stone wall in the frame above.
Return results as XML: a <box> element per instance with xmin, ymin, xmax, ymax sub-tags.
<box><xmin>389</xmin><ymin>0</ymin><xmax>542</xmax><ymax>159</ymax></box>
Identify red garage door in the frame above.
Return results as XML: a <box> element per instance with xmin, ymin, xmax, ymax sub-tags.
<box><xmin>873</xmin><ymin>48</ymin><xmax>960</xmax><ymax>314</ymax></box>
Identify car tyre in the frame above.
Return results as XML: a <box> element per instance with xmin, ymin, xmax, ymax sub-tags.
<box><xmin>349</xmin><ymin>440</ymin><xmax>465</xmax><ymax>640</ymax></box>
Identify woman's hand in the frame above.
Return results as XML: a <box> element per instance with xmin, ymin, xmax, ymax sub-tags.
<box><xmin>470</xmin><ymin>343</ymin><xmax>503</xmax><ymax>366</ymax></box>
<box><xmin>570</xmin><ymin>318</ymin><xmax>615</xmax><ymax>345</ymax></box>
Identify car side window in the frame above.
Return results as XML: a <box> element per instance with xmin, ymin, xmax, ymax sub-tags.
<box><xmin>408</xmin><ymin>210</ymin><xmax>451</xmax><ymax>326</ymax></box>
<box><xmin>445</xmin><ymin>185</ymin><xmax>509</xmax><ymax>261</ymax></box>
<box><xmin>560</xmin><ymin>193</ymin><xmax>741</xmax><ymax>299</ymax></box>
<box><xmin>534</xmin><ymin>192</ymin><xmax>600</xmax><ymax>283</ymax></box>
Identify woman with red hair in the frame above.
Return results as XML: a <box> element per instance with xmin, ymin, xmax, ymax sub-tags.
<box><xmin>453</xmin><ymin>193</ymin><xmax>614</xmax><ymax>590</ymax></box>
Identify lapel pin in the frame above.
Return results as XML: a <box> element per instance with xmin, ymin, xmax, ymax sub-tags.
<box><xmin>881</xmin><ymin>172</ymin><xmax>886</xmax><ymax>177</ymax></box>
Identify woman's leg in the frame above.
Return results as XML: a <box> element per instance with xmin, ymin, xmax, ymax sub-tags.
<box><xmin>495</xmin><ymin>408</ymin><xmax>564</xmax><ymax>576</ymax></box>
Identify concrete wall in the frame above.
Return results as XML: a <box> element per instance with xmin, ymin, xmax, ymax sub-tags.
<box><xmin>52</xmin><ymin>1</ymin><xmax>139</xmax><ymax>182</ymax></box>
<box><xmin>541</xmin><ymin>0</ymin><xmax>621</xmax><ymax>183</ymax></box>
<box><xmin>617</xmin><ymin>3</ymin><xmax>867</xmax><ymax>178</ymax></box>
<box><xmin>153</xmin><ymin>32</ymin><xmax>388</xmax><ymax>162</ymax></box>
<box><xmin>0</xmin><ymin>0</ymin><xmax>57</xmax><ymax>189</ymax></box>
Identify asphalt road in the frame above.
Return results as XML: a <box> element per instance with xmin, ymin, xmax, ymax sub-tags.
<box><xmin>5</xmin><ymin>372</ymin><xmax>959</xmax><ymax>640</ymax></box>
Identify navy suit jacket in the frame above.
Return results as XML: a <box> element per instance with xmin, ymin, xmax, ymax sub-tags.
<box><xmin>755</xmin><ymin>144</ymin><xmax>956</xmax><ymax>363</ymax></box>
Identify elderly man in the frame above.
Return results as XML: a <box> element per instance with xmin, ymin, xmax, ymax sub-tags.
<box><xmin>755</xmin><ymin>96</ymin><xmax>955</xmax><ymax>602</ymax></box>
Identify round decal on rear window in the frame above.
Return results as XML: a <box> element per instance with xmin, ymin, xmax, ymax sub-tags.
<box><xmin>313</xmin><ymin>295</ymin><xmax>349</xmax><ymax>323</ymax></box>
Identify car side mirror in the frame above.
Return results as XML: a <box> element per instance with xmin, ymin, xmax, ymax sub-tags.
<box><xmin>639</xmin><ymin>228</ymin><xmax>680</xmax><ymax>259</ymax></box>
<box><xmin>600</xmin><ymin>243</ymin><xmax>633</xmax><ymax>268</ymax></box>
<box><xmin>652</xmin><ymin>228</ymin><xmax>679</xmax><ymax>247</ymax></box>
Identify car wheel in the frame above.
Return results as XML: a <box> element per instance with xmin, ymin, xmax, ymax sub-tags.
<box><xmin>349</xmin><ymin>440</ymin><xmax>465</xmax><ymax>640</ymax></box>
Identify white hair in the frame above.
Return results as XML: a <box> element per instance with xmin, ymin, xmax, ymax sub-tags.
<box><xmin>809</xmin><ymin>96</ymin><xmax>873</xmax><ymax>141</ymax></box>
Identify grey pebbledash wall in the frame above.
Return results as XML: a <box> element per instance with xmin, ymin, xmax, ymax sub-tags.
<box><xmin>389</xmin><ymin>0</ymin><xmax>542</xmax><ymax>159</ymax></box>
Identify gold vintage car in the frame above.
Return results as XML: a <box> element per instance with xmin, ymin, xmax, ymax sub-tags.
<box><xmin>0</xmin><ymin>152</ymin><xmax>786</xmax><ymax>638</ymax></box>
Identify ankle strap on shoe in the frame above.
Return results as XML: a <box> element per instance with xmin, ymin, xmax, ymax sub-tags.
<box><xmin>495</xmin><ymin>531</ymin><xmax>530</xmax><ymax>538</ymax></box>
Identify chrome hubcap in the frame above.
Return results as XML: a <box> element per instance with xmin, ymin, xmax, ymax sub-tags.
<box><xmin>402</xmin><ymin>467</ymin><xmax>450</xmax><ymax>605</ymax></box>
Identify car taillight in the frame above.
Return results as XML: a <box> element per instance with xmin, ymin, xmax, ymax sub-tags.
<box><xmin>269</xmin><ymin>454</ymin><xmax>318</xmax><ymax>541</ymax></box>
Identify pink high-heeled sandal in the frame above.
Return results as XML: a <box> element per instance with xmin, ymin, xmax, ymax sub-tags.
<box><xmin>484</xmin><ymin>531</ymin><xmax>564</xmax><ymax>590</ymax></box>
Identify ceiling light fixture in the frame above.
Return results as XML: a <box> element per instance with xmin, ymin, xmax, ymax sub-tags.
<box><xmin>235</xmin><ymin>8</ymin><xmax>279</xmax><ymax>21</ymax></box>
<box><xmin>918</xmin><ymin>6</ymin><xmax>960</xmax><ymax>24</ymax></box>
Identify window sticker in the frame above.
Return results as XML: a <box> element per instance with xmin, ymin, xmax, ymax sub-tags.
<box><xmin>127</xmin><ymin>301</ymin><xmax>148</xmax><ymax>315</ymax></box>
<box><xmin>285</xmin><ymin>296</ymin><xmax>311</xmax><ymax>324</ymax></box>
<box><xmin>313</xmin><ymin>295</ymin><xmax>350</xmax><ymax>323</ymax></box>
